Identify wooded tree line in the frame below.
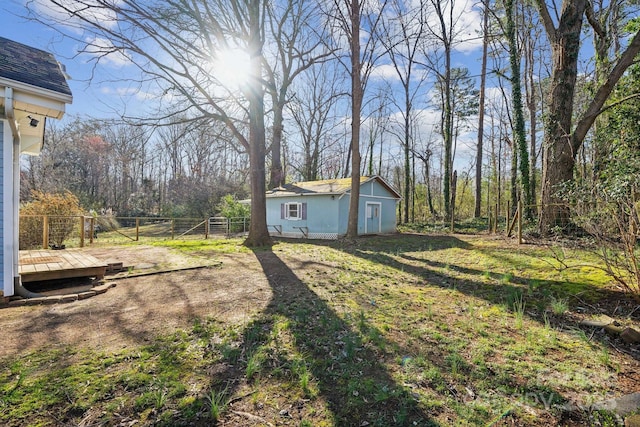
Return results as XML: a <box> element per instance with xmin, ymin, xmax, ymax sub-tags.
<box><xmin>22</xmin><ymin>0</ymin><xmax>640</xmax><ymax>245</ymax></box>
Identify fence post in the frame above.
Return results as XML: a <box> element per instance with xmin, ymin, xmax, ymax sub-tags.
<box><xmin>493</xmin><ymin>203</ymin><xmax>498</xmax><ymax>234</ymax></box>
<box><xmin>205</xmin><ymin>217</ymin><xmax>209</xmax><ymax>239</ymax></box>
<box><xmin>136</xmin><ymin>218</ymin><xmax>140</xmax><ymax>241</ymax></box>
<box><xmin>518</xmin><ymin>198</ymin><xmax>523</xmax><ymax>245</ymax></box>
<box><xmin>171</xmin><ymin>219</ymin><xmax>175</xmax><ymax>239</ymax></box>
<box><xmin>506</xmin><ymin>200</ymin><xmax>510</xmax><ymax>233</ymax></box>
<box><xmin>79</xmin><ymin>216</ymin><xmax>85</xmax><ymax>248</ymax></box>
<box><xmin>42</xmin><ymin>215</ymin><xmax>49</xmax><ymax>249</ymax></box>
<box><xmin>488</xmin><ymin>208</ymin><xmax>493</xmax><ymax>234</ymax></box>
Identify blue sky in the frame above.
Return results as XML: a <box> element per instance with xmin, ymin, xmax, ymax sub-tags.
<box><xmin>1</xmin><ymin>0</ymin><xmax>141</xmax><ymax>121</ymax></box>
<box><xmin>0</xmin><ymin>0</ymin><xmax>500</xmax><ymax>173</ymax></box>
<box><xmin>1</xmin><ymin>0</ymin><xmax>488</xmax><ymax>119</ymax></box>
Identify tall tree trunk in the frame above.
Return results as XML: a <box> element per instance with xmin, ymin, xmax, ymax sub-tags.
<box><xmin>505</xmin><ymin>0</ymin><xmax>530</xmax><ymax>217</ymax></box>
<box><xmin>475</xmin><ymin>0</ymin><xmax>489</xmax><ymax>218</ymax></box>
<box><xmin>510</xmin><ymin>139</ymin><xmax>518</xmax><ymax>216</ymax></box>
<box><xmin>244</xmin><ymin>0</ymin><xmax>271</xmax><ymax>247</ymax></box>
<box><xmin>403</xmin><ymin>91</ymin><xmax>411</xmax><ymax>224</ymax></box>
<box><xmin>536</xmin><ymin>0</ymin><xmax>640</xmax><ymax>234</ymax></box>
<box><xmin>537</xmin><ymin>0</ymin><xmax>586</xmax><ymax>233</ymax></box>
<box><xmin>529</xmin><ymin>85</ymin><xmax>537</xmax><ymax>207</ymax></box>
<box><xmin>411</xmin><ymin>150</ymin><xmax>416</xmax><ymax>222</ymax></box>
<box><xmin>346</xmin><ymin>0</ymin><xmax>362</xmax><ymax>238</ymax></box>
<box><xmin>269</xmin><ymin>100</ymin><xmax>284</xmax><ymax>189</ymax></box>
<box><xmin>368</xmin><ymin>130</ymin><xmax>374</xmax><ymax>176</ymax></box>
<box><xmin>430</xmin><ymin>0</ymin><xmax>453</xmax><ymax>221</ymax></box>
<box><xmin>442</xmin><ymin>46</ymin><xmax>453</xmax><ymax>221</ymax></box>
<box><xmin>524</xmin><ymin>34</ymin><xmax>538</xmax><ymax>210</ymax></box>
<box><xmin>425</xmin><ymin>158</ymin><xmax>435</xmax><ymax>216</ymax></box>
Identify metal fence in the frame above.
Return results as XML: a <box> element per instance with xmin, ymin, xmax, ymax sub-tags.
<box><xmin>19</xmin><ymin>215</ymin><xmax>250</xmax><ymax>249</ymax></box>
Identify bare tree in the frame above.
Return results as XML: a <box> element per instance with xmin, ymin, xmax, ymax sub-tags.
<box><xmin>520</xmin><ymin>1</ymin><xmax>547</xmax><ymax>213</ymax></box>
<box><xmin>264</xmin><ymin>0</ymin><xmax>331</xmax><ymax>189</ymax></box>
<box><xmin>474</xmin><ymin>0</ymin><xmax>490</xmax><ymax>218</ymax></box>
<box><xmin>362</xmin><ymin>88</ymin><xmax>392</xmax><ymax>177</ymax></box>
<box><xmin>27</xmin><ymin>0</ymin><xmax>272</xmax><ymax>245</ymax></box>
<box><xmin>288</xmin><ymin>62</ymin><xmax>344</xmax><ymax>181</ymax></box>
<box><xmin>423</xmin><ymin>0</ymin><xmax>457</xmax><ymax>221</ymax></box>
<box><xmin>381</xmin><ymin>0</ymin><xmax>428</xmax><ymax>224</ymax></box>
<box><xmin>324</xmin><ymin>0</ymin><xmax>388</xmax><ymax>237</ymax></box>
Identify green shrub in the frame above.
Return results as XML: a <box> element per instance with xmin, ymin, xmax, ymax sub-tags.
<box><xmin>20</xmin><ymin>191</ymin><xmax>84</xmax><ymax>249</ymax></box>
<box><xmin>216</xmin><ymin>195</ymin><xmax>250</xmax><ymax>219</ymax></box>
<box><xmin>216</xmin><ymin>195</ymin><xmax>250</xmax><ymax>233</ymax></box>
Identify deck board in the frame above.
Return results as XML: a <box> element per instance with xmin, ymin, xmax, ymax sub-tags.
<box><xmin>19</xmin><ymin>249</ymin><xmax>108</xmax><ymax>283</ymax></box>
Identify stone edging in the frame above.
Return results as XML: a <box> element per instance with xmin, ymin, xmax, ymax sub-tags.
<box><xmin>1</xmin><ymin>282</ymin><xmax>116</xmax><ymax>308</ymax></box>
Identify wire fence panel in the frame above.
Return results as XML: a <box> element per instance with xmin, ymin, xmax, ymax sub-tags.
<box><xmin>208</xmin><ymin>217</ymin><xmax>251</xmax><ymax>237</ymax></box>
<box><xmin>19</xmin><ymin>215</ymin><xmax>251</xmax><ymax>249</ymax></box>
<box><xmin>208</xmin><ymin>217</ymin><xmax>229</xmax><ymax>236</ymax></box>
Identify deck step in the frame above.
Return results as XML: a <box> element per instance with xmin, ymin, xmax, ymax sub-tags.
<box><xmin>19</xmin><ymin>249</ymin><xmax>107</xmax><ymax>283</ymax></box>
<box><xmin>106</xmin><ymin>262</ymin><xmax>125</xmax><ymax>274</ymax></box>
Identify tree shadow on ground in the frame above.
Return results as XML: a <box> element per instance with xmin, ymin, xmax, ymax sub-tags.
<box><xmin>237</xmin><ymin>247</ymin><xmax>439</xmax><ymax>426</ymax></box>
<box><xmin>324</xmin><ymin>234</ymin><xmax>640</xmax><ymax>364</ymax></box>
<box><xmin>323</xmin><ymin>234</ymin><xmax>635</xmax><ymax>317</ymax></box>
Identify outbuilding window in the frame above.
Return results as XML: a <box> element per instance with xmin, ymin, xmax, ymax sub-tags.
<box><xmin>281</xmin><ymin>202</ymin><xmax>307</xmax><ymax>220</ymax></box>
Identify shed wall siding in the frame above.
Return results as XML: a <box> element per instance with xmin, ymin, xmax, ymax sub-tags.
<box><xmin>336</xmin><ymin>193</ymin><xmax>397</xmax><ymax>235</ymax></box>
<box><xmin>337</xmin><ymin>196</ymin><xmax>350</xmax><ymax>235</ymax></box>
<box><xmin>357</xmin><ymin>180</ymin><xmax>398</xmax><ymax>234</ymax></box>
<box><xmin>265</xmin><ymin>178</ymin><xmax>399</xmax><ymax>239</ymax></box>
<box><xmin>372</xmin><ymin>181</ymin><xmax>393</xmax><ymax>198</ymax></box>
<box><xmin>266</xmin><ymin>196</ymin><xmax>341</xmax><ymax>238</ymax></box>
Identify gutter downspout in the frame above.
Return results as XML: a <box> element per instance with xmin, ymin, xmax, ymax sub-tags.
<box><xmin>5</xmin><ymin>87</ymin><xmax>41</xmax><ymax>298</ymax></box>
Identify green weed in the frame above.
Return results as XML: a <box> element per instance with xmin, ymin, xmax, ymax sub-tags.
<box><xmin>246</xmin><ymin>351</ymin><xmax>264</xmax><ymax>379</ymax></box>
<box><xmin>206</xmin><ymin>384</ymin><xmax>230</xmax><ymax>421</ymax></box>
<box><xmin>513</xmin><ymin>293</ymin><xmax>526</xmax><ymax>330</ymax></box>
<box><xmin>550</xmin><ymin>296</ymin><xmax>569</xmax><ymax>315</ymax></box>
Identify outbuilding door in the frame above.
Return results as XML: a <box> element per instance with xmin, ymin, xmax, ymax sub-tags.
<box><xmin>365</xmin><ymin>202</ymin><xmax>381</xmax><ymax>234</ymax></box>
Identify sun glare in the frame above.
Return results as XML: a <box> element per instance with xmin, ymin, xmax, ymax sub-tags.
<box><xmin>212</xmin><ymin>48</ymin><xmax>251</xmax><ymax>88</ymax></box>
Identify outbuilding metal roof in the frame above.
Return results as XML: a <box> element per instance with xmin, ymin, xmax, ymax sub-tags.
<box><xmin>267</xmin><ymin>176</ymin><xmax>401</xmax><ymax>199</ymax></box>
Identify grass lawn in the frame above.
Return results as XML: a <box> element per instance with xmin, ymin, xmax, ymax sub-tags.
<box><xmin>1</xmin><ymin>233</ymin><xmax>638</xmax><ymax>426</ymax></box>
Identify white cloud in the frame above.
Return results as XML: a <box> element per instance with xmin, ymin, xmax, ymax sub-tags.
<box><xmin>31</xmin><ymin>0</ymin><xmax>121</xmax><ymax>33</ymax></box>
<box><xmin>422</xmin><ymin>0</ymin><xmax>484</xmax><ymax>54</ymax></box>
<box><xmin>370</xmin><ymin>64</ymin><xmax>400</xmax><ymax>80</ymax></box>
<box><xmin>452</xmin><ymin>0</ymin><xmax>484</xmax><ymax>53</ymax></box>
<box><xmin>83</xmin><ymin>36</ymin><xmax>132</xmax><ymax>68</ymax></box>
<box><xmin>100</xmin><ymin>85</ymin><xmax>171</xmax><ymax>103</ymax></box>
<box><xmin>485</xmin><ymin>86</ymin><xmax>509</xmax><ymax>103</ymax></box>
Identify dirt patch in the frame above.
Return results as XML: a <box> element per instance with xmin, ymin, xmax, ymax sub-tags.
<box><xmin>84</xmin><ymin>245</ymin><xmax>218</xmax><ymax>276</ymax></box>
<box><xmin>0</xmin><ymin>250</ymin><xmax>271</xmax><ymax>357</ymax></box>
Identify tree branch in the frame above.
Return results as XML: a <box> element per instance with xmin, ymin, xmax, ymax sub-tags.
<box><xmin>573</xmin><ymin>29</ymin><xmax>640</xmax><ymax>150</ymax></box>
<box><xmin>534</xmin><ymin>0</ymin><xmax>558</xmax><ymax>43</ymax></box>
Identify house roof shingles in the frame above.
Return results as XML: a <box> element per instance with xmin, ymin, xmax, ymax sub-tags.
<box><xmin>0</xmin><ymin>36</ymin><xmax>72</xmax><ymax>96</ymax></box>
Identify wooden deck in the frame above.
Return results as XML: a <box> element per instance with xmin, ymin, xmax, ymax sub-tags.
<box><xmin>19</xmin><ymin>249</ymin><xmax>108</xmax><ymax>283</ymax></box>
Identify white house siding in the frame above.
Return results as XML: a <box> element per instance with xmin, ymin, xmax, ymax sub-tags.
<box><xmin>1</xmin><ymin>121</ymin><xmax>11</xmax><ymax>297</ymax></box>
